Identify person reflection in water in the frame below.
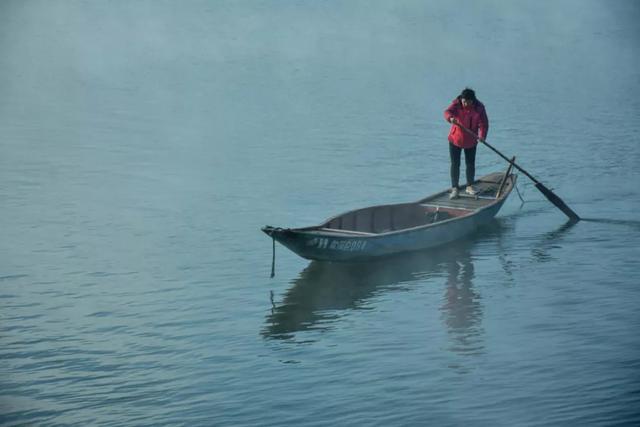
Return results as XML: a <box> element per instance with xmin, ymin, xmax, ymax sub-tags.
<box><xmin>441</xmin><ymin>257</ymin><xmax>484</xmax><ymax>356</ymax></box>
<box><xmin>444</xmin><ymin>88</ymin><xmax>489</xmax><ymax>199</ymax></box>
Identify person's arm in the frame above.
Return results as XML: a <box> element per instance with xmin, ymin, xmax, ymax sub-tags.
<box><xmin>478</xmin><ymin>106</ymin><xmax>489</xmax><ymax>140</ymax></box>
<box><xmin>444</xmin><ymin>100</ymin><xmax>459</xmax><ymax>124</ymax></box>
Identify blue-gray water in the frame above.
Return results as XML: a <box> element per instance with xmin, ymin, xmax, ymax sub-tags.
<box><xmin>2</xmin><ymin>1</ymin><xmax>640</xmax><ymax>425</ymax></box>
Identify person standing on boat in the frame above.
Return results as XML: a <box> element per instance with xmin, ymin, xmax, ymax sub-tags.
<box><xmin>444</xmin><ymin>88</ymin><xmax>489</xmax><ymax>199</ymax></box>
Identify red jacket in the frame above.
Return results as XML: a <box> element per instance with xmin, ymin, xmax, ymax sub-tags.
<box><xmin>444</xmin><ymin>98</ymin><xmax>489</xmax><ymax>148</ymax></box>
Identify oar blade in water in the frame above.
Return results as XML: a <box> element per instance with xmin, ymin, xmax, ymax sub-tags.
<box><xmin>534</xmin><ymin>183</ymin><xmax>581</xmax><ymax>222</ymax></box>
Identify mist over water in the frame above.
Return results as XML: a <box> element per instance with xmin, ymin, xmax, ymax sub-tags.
<box><xmin>2</xmin><ymin>1</ymin><xmax>640</xmax><ymax>425</ymax></box>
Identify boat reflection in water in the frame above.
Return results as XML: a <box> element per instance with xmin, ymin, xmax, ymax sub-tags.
<box><xmin>263</xmin><ymin>220</ymin><xmax>514</xmax><ymax>351</ymax></box>
<box><xmin>263</xmin><ymin>217</ymin><xmax>579</xmax><ymax>360</ymax></box>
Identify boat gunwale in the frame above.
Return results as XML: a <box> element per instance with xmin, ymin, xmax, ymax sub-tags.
<box><xmin>288</xmin><ymin>175</ymin><xmax>517</xmax><ymax>239</ymax></box>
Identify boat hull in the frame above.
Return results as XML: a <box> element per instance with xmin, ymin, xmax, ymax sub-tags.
<box><xmin>263</xmin><ymin>196</ymin><xmax>508</xmax><ymax>261</ymax></box>
<box><xmin>263</xmin><ymin>172</ymin><xmax>516</xmax><ymax>262</ymax></box>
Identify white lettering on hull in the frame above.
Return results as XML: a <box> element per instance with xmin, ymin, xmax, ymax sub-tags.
<box><xmin>307</xmin><ymin>237</ymin><xmax>368</xmax><ymax>252</ymax></box>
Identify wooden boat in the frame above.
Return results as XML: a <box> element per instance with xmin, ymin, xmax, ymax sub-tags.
<box><xmin>262</xmin><ymin>167</ymin><xmax>517</xmax><ymax>262</ymax></box>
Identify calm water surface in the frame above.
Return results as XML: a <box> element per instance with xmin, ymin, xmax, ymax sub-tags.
<box><xmin>2</xmin><ymin>1</ymin><xmax>640</xmax><ymax>426</ymax></box>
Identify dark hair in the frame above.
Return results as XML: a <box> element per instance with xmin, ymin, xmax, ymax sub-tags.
<box><xmin>459</xmin><ymin>88</ymin><xmax>477</xmax><ymax>102</ymax></box>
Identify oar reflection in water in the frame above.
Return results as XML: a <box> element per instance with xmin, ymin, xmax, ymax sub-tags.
<box><xmin>262</xmin><ymin>220</ymin><xmax>508</xmax><ymax>342</ymax></box>
<box><xmin>526</xmin><ymin>216</ymin><xmax>635</xmax><ymax>263</ymax></box>
<box><xmin>531</xmin><ymin>219</ymin><xmax>579</xmax><ymax>263</ymax></box>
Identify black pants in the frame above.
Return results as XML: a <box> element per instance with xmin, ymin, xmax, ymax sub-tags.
<box><xmin>449</xmin><ymin>143</ymin><xmax>476</xmax><ymax>188</ymax></box>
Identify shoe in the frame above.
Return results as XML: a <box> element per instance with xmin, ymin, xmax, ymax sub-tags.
<box><xmin>465</xmin><ymin>185</ymin><xmax>477</xmax><ymax>196</ymax></box>
<box><xmin>449</xmin><ymin>187</ymin><xmax>459</xmax><ymax>199</ymax></box>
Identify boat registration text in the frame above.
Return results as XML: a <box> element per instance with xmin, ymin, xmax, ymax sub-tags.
<box><xmin>307</xmin><ymin>237</ymin><xmax>368</xmax><ymax>252</ymax></box>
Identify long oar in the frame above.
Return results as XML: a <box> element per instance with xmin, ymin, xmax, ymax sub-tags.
<box><xmin>454</xmin><ymin>121</ymin><xmax>580</xmax><ymax>222</ymax></box>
